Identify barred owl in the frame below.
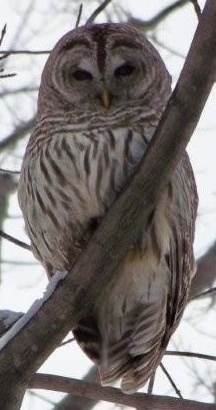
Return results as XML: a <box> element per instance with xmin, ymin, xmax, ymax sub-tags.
<box><xmin>18</xmin><ymin>23</ymin><xmax>198</xmax><ymax>392</ymax></box>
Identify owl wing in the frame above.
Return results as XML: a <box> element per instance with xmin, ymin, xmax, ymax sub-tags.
<box><xmin>165</xmin><ymin>151</ymin><xmax>198</xmax><ymax>336</ymax></box>
<box><xmin>100</xmin><ymin>152</ymin><xmax>198</xmax><ymax>392</ymax></box>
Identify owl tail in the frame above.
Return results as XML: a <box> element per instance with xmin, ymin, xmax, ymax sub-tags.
<box><xmin>99</xmin><ymin>336</ymin><xmax>165</xmax><ymax>393</ymax></box>
<box><xmin>98</xmin><ymin>300</ymin><xmax>168</xmax><ymax>393</ymax></box>
<box><xmin>73</xmin><ymin>299</ymin><xmax>169</xmax><ymax>392</ymax></box>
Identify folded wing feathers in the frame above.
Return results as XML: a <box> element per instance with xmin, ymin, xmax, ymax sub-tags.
<box><xmin>99</xmin><ymin>298</ymin><xmax>167</xmax><ymax>392</ymax></box>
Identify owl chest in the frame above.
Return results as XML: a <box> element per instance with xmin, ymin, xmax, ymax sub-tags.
<box><xmin>33</xmin><ymin>127</ymin><xmax>147</xmax><ymax>225</ymax></box>
<box><xmin>22</xmin><ymin>127</ymin><xmax>148</xmax><ymax>270</ymax></box>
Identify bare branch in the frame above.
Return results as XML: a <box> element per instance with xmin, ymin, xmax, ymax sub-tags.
<box><xmin>28</xmin><ymin>390</ymin><xmax>56</xmax><ymax>405</ymax></box>
<box><xmin>190</xmin><ymin>0</ymin><xmax>202</xmax><ymax>18</ymax></box>
<box><xmin>0</xmin><ymin>1</ymin><xmax>192</xmax><ymax>59</ymax></box>
<box><xmin>147</xmin><ymin>373</ymin><xmax>156</xmax><ymax>394</ymax></box>
<box><xmin>190</xmin><ymin>241</ymin><xmax>216</xmax><ymax>297</ymax></box>
<box><xmin>0</xmin><ymin>168</ymin><xmax>20</xmax><ymax>175</ymax></box>
<box><xmin>86</xmin><ymin>0</ymin><xmax>114</xmax><ymax>25</ymax></box>
<box><xmin>126</xmin><ymin>0</ymin><xmax>190</xmax><ymax>32</ymax></box>
<box><xmin>0</xmin><ymin>25</ymin><xmax>16</xmax><ymax>78</ymax></box>
<box><xmin>0</xmin><ymin>50</ymin><xmax>50</xmax><ymax>55</ymax></box>
<box><xmin>190</xmin><ymin>287</ymin><xmax>216</xmax><ymax>301</ymax></box>
<box><xmin>0</xmin><ymin>230</ymin><xmax>31</xmax><ymax>251</ymax></box>
<box><xmin>166</xmin><ymin>351</ymin><xmax>216</xmax><ymax>362</ymax></box>
<box><xmin>29</xmin><ymin>373</ymin><xmax>216</xmax><ymax>410</ymax></box>
<box><xmin>1</xmin><ymin>260</ymin><xmax>37</xmax><ymax>265</ymax></box>
<box><xmin>0</xmin><ymin>71</ymin><xmax>16</xmax><ymax>79</ymax></box>
<box><xmin>160</xmin><ymin>363</ymin><xmax>183</xmax><ymax>399</ymax></box>
<box><xmin>75</xmin><ymin>4</ymin><xmax>83</xmax><ymax>28</ymax></box>
<box><xmin>59</xmin><ymin>338</ymin><xmax>74</xmax><ymax>347</ymax></box>
<box><xmin>0</xmin><ymin>86</ymin><xmax>38</xmax><ymax>98</ymax></box>
<box><xmin>54</xmin><ymin>366</ymin><xmax>100</xmax><ymax>410</ymax></box>
<box><xmin>0</xmin><ymin>24</ymin><xmax>7</xmax><ymax>47</ymax></box>
<box><xmin>0</xmin><ymin>116</ymin><xmax>36</xmax><ymax>151</ymax></box>
<box><xmin>151</xmin><ymin>33</ymin><xmax>185</xmax><ymax>59</ymax></box>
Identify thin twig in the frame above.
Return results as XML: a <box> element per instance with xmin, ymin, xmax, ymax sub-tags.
<box><xmin>0</xmin><ymin>86</ymin><xmax>38</xmax><ymax>98</ymax></box>
<box><xmin>0</xmin><ymin>116</ymin><xmax>36</xmax><ymax>151</ymax></box>
<box><xmin>166</xmin><ymin>350</ymin><xmax>216</xmax><ymax>362</ymax></box>
<box><xmin>0</xmin><ymin>168</ymin><xmax>20</xmax><ymax>175</ymax></box>
<box><xmin>190</xmin><ymin>286</ymin><xmax>216</xmax><ymax>301</ymax></box>
<box><xmin>0</xmin><ymin>25</ymin><xmax>16</xmax><ymax>78</ymax></box>
<box><xmin>0</xmin><ymin>24</ymin><xmax>6</xmax><ymax>47</ymax></box>
<box><xmin>1</xmin><ymin>260</ymin><xmax>37</xmax><ymax>265</ymax></box>
<box><xmin>0</xmin><ymin>52</ymin><xmax>9</xmax><ymax>61</ymax></box>
<box><xmin>28</xmin><ymin>390</ymin><xmax>56</xmax><ymax>405</ymax></box>
<box><xmin>147</xmin><ymin>372</ymin><xmax>156</xmax><ymax>394</ymax></box>
<box><xmin>126</xmin><ymin>0</ymin><xmax>189</xmax><ymax>31</ymax></box>
<box><xmin>190</xmin><ymin>0</ymin><xmax>202</xmax><ymax>19</ymax></box>
<box><xmin>151</xmin><ymin>34</ymin><xmax>185</xmax><ymax>59</ymax></box>
<box><xmin>160</xmin><ymin>363</ymin><xmax>183</xmax><ymax>399</ymax></box>
<box><xmin>75</xmin><ymin>4</ymin><xmax>83</xmax><ymax>28</ymax></box>
<box><xmin>86</xmin><ymin>0</ymin><xmax>113</xmax><ymax>25</ymax></box>
<box><xmin>0</xmin><ymin>49</ymin><xmax>50</xmax><ymax>55</ymax></box>
<box><xmin>59</xmin><ymin>337</ymin><xmax>75</xmax><ymax>347</ymax></box>
<box><xmin>0</xmin><ymin>72</ymin><xmax>16</xmax><ymax>79</ymax></box>
<box><xmin>0</xmin><ymin>230</ymin><xmax>31</xmax><ymax>251</ymax></box>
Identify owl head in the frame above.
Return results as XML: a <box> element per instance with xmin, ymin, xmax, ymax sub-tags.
<box><xmin>38</xmin><ymin>23</ymin><xmax>171</xmax><ymax>123</ymax></box>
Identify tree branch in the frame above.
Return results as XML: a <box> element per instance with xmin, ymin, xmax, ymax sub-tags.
<box><xmin>160</xmin><ymin>363</ymin><xmax>183</xmax><ymax>399</ymax></box>
<box><xmin>166</xmin><ymin>351</ymin><xmax>216</xmax><ymax>362</ymax></box>
<box><xmin>29</xmin><ymin>373</ymin><xmax>215</xmax><ymax>410</ymax></box>
<box><xmin>0</xmin><ymin>116</ymin><xmax>36</xmax><ymax>151</ymax></box>
<box><xmin>190</xmin><ymin>0</ymin><xmax>202</xmax><ymax>18</ymax></box>
<box><xmin>0</xmin><ymin>230</ymin><xmax>31</xmax><ymax>250</ymax></box>
<box><xmin>53</xmin><ymin>366</ymin><xmax>100</xmax><ymax>410</ymax></box>
<box><xmin>127</xmin><ymin>0</ymin><xmax>190</xmax><ymax>32</ymax></box>
<box><xmin>0</xmin><ymin>1</ymin><xmax>191</xmax><ymax>58</ymax></box>
<box><xmin>1</xmin><ymin>1</ymin><xmax>216</xmax><ymax>409</ymax></box>
<box><xmin>0</xmin><ymin>24</ymin><xmax>7</xmax><ymax>47</ymax></box>
<box><xmin>86</xmin><ymin>0</ymin><xmax>114</xmax><ymax>25</ymax></box>
<box><xmin>190</xmin><ymin>241</ymin><xmax>216</xmax><ymax>298</ymax></box>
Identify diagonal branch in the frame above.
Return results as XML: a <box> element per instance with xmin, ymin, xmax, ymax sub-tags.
<box><xmin>86</xmin><ymin>0</ymin><xmax>114</xmax><ymax>25</ymax></box>
<box><xmin>0</xmin><ymin>1</ymin><xmax>216</xmax><ymax>409</ymax></box>
<box><xmin>127</xmin><ymin>0</ymin><xmax>190</xmax><ymax>31</ymax></box>
<box><xmin>0</xmin><ymin>116</ymin><xmax>36</xmax><ymax>151</ymax></box>
<box><xmin>0</xmin><ymin>229</ymin><xmax>31</xmax><ymax>250</ymax></box>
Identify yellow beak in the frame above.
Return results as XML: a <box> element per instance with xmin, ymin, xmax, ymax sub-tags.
<box><xmin>101</xmin><ymin>89</ymin><xmax>112</xmax><ymax>109</ymax></box>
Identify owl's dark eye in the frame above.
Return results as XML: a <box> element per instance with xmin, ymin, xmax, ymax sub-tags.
<box><xmin>72</xmin><ymin>69</ymin><xmax>93</xmax><ymax>81</ymax></box>
<box><xmin>114</xmin><ymin>63</ymin><xmax>135</xmax><ymax>78</ymax></box>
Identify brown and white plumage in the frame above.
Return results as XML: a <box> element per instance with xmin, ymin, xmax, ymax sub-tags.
<box><xmin>18</xmin><ymin>23</ymin><xmax>198</xmax><ymax>392</ymax></box>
